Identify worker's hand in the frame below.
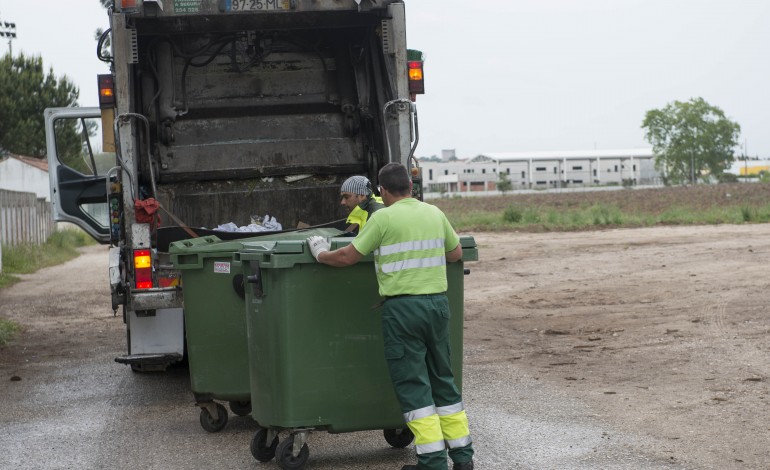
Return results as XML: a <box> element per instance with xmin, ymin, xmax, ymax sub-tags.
<box><xmin>307</xmin><ymin>236</ymin><xmax>331</xmax><ymax>261</ymax></box>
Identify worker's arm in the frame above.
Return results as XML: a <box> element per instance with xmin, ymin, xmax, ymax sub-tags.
<box><xmin>446</xmin><ymin>242</ymin><xmax>462</xmax><ymax>263</ymax></box>
<box><xmin>318</xmin><ymin>243</ymin><xmax>363</xmax><ymax>267</ymax></box>
<box><xmin>307</xmin><ymin>236</ymin><xmax>362</xmax><ymax>267</ymax></box>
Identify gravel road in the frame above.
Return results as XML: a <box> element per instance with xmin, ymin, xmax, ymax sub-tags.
<box><xmin>5</xmin><ymin>225</ymin><xmax>766</xmax><ymax>468</ymax></box>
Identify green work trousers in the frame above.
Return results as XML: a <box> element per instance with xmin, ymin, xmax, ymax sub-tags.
<box><xmin>382</xmin><ymin>294</ymin><xmax>474</xmax><ymax>470</ymax></box>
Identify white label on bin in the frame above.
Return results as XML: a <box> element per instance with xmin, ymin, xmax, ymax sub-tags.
<box><xmin>214</xmin><ymin>261</ymin><xmax>231</xmax><ymax>274</ymax></box>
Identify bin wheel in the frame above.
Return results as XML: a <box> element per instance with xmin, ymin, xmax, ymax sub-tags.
<box><xmin>199</xmin><ymin>403</ymin><xmax>228</xmax><ymax>433</ymax></box>
<box><xmin>229</xmin><ymin>400</ymin><xmax>251</xmax><ymax>417</ymax></box>
<box><xmin>384</xmin><ymin>427</ymin><xmax>414</xmax><ymax>448</ymax></box>
<box><xmin>250</xmin><ymin>427</ymin><xmax>278</xmax><ymax>462</ymax></box>
<box><xmin>275</xmin><ymin>435</ymin><xmax>309</xmax><ymax>470</ymax></box>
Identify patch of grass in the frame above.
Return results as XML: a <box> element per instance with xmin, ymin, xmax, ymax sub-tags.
<box><xmin>0</xmin><ymin>273</ymin><xmax>20</xmax><ymax>289</ymax></box>
<box><xmin>589</xmin><ymin>203</ymin><xmax>623</xmax><ymax>226</ymax></box>
<box><xmin>1</xmin><ymin>228</ymin><xmax>94</xmax><ymax>279</ymax></box>
<box><xmin>0</xmin><ymin>318</ymin><xmax>21</xmax><ymax>347</ymax></box>
<box><xmin>432</xmin><ymin>183</ymin><xmax>770</xmax><ymax>232</ymax></box>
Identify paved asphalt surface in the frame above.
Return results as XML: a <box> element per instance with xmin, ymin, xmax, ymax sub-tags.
<box><xmin>0</xmin><ymin>248</ymin><xmax>682</xmax><ymax>470</ymax></box>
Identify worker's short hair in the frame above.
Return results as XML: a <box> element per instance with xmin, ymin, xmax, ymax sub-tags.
<box><xmin>378</xmin><ymin>163</ymin><xmax>410</xmax><ymax>196</ymax></box>
<box><xmin>340</xmin><ymin>175</ymin><xmax>372</xmax><ymax>196</ymax></box>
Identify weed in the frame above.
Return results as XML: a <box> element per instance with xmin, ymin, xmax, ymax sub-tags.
<box><xmin>502</xmin><ymin>206</ymin><xmax>523</xmax><ymax>223</ymax></box>
<box><xmin>0</xmin><ymin>318</ymin><xmax>20</xmax><ymax>347</ymax></box>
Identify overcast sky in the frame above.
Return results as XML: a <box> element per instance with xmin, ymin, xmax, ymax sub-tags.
<box><xmin>2</xmin><ymin>0</ymin><xmax>768</xmax><ymax>159</ymax></box>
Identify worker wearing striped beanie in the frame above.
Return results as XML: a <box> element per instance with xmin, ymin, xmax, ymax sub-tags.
<box><xmin>340</xmin><ymin>175</ymin><xmax>384</xmax><ymax>235</ymax></box>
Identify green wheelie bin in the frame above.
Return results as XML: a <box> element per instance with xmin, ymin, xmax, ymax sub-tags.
<box><xmin>169</xmin><ymin>228</ymin><xmax>344</xmax><ymax>433</ymax></box>
<box><xmin>239</xmin><ymin>235</ymin><xmax>477</xmax><ymax>469</ymax></box>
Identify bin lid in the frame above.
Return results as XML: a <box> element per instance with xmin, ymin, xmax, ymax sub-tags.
<box><xmin>237</xmin><ymin>234</ymin><xmax>478</xmax><ymax>267</ymax></box>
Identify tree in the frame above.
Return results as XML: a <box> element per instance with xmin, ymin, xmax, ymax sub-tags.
<box><xmin>497</xmin><ymin>171</ymin><xmax>513</xmax><ymax>194</ymax></box>
<box><xmin>642</xmin><ymin>97</ymin><xmax>740</xmax><ymax>185</ymax></box>
<box><xmin>0</xmin><ymin>53</ymin><xmax>80</xmax><ymax>157</ymax></box>
<box><xmin>95</xmin><ymin>0</ymin><xmax>112</xmax><ymax>62</ymax></box>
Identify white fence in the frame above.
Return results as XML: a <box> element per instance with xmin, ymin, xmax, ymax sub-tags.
<box><xmin>0</xmin><ymin>189</ymin><xmax>55</xmax><ymax>247</ymax></box>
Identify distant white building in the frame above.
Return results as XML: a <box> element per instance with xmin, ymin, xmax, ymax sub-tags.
<box><xmin>0</xmin><ymin>154</ymin><xmax>51</xmax><ymax>201</ymax></box>
<box><xmin>419</xmin><ymin>149</ymin><xmax>659</xmax><ymax>193</ymax></box>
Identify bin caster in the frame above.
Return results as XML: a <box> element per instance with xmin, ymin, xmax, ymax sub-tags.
<box><xmin>229</xmin><ymin>400</ymin><xmax>251</xmax><ymax>417</ymax></box>
<box><xmin>250</xmin><ymin>427</ymin><xmax>279</xmax><ymax>462</ymax></box>
<box><xmin>199</xmin><ymin>402</ymin><xmax>228</xmax><ymax>433</ymax></box>
<box><xmin>275</xmin><ymin>433</ymin><xmax>309</xmax><ymax>470</ymax></box>
<box><xmin>384</xmin><ymin>427</ymin><xmax>414</xmax><ymax>448</ymax></box>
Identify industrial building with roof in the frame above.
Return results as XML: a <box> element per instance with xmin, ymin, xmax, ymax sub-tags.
<box><xmin>419</xmin><ymin>149</ymin><xmax>659</xmax><ymax>193</ymax></box>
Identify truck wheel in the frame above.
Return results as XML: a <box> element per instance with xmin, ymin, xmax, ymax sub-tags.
<box><xmin>250</xmin><ymin>427</ymin><xmax>278</xmax><ymax>462</ymax></box>
<box><xmin>275</xmin><ymin>435</ymin><xmax>309</xmax><ymax>470</ymax></box>
<box><xmin>384</xmin><ymin>427</ymin><xmax>414</xmax><ymax>448</ymax></box>
<box><xmin>199</xmin><ymin>403</ymin><xmax>228</xmax><ymax>433</ymax></box>
<box><xmin>229</xmin><ymin>400</ymin><xmax>251</xmax><ymax>417</ymax></box>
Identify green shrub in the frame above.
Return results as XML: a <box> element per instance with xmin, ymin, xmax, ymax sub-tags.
<box><xmin>502</xmin><ymin>206</ymin><xmax>523</xmax><ymax>223</ymax></box>
<box><xmin>741</xmin><ymin>206</ymin><xmax>754</xmax><ymax>222</ymax></box>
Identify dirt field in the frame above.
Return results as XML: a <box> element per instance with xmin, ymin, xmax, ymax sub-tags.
<box><xmin>465</xmin><ymin>224</ymin><xmax>770</xmax><ymax>468</ymax></box>
<box><xmin>1</xmin><ymin>223</ymin><xmax>769</xmax><ymax>468</ymax></box>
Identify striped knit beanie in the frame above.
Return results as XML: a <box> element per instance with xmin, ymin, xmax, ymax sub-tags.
<box><xmin>340</xmin><ymin>175</ymin><xmax>372</xmax><ymax>196</ymax></box>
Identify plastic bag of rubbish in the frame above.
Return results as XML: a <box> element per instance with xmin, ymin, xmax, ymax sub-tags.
<box><xmin>262</xmin><ymin>215</ymin><xmax>282</xmax><ymax>231</ymax></box>
<box><xmin>214</xmin><ymin>222</ymin><xmax>239</xmax><ymax>232</ymax></box>
<box><xmin>213</xmin><ymin>215</ymin><xmax>282</xmax><ymax>233</ymax></box>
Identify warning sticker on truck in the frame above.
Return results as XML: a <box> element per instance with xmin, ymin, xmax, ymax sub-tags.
<box><xmin>214</xmin><ymin>262</ymin><xmax>231</xmax><ymax>274</ymax></box>
<box><xmin>174</xmin><ymin>0</ymin><xmax>201</xmax><ymax>13</ymax></box>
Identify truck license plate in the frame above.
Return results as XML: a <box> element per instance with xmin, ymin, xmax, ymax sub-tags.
<box><xmin>229</xmin><ymin>0</ymin><xmax>289</xmax><ymax>11</ymax></box>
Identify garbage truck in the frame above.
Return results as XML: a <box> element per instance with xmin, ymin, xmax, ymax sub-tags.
<box><xmin>44</xmin><ymin>0</ymin><xmax>425</xmax><ymax>371</ymax></box>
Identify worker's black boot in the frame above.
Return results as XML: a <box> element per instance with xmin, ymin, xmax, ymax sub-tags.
<box><xmin>453</xmin><ymin>461</ymin><xmax>474</xmax><ymax>470</ymax></box>
<box><xmin>401</xmin><ymin>466</ymin><xmax>418</xmax><ymax>470</ymax></box>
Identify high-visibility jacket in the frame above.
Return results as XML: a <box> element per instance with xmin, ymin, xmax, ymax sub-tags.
<box><xmin>345</xmin><ymin>195</ymin><xmax>384</xmax><ymax>234</ymax></box>
<box><xmin>352</xmin><ymin>197</ymin><xmax>460</xmax><ymax>297</ymax></box>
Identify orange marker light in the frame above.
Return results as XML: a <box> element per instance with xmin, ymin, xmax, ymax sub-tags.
<box><xmin>97</xmin><ymin>74</ymin><xmax>116</xmax><ymax>108</ymax></box>
<box><xmin>134</xmin><ymin>249</ymin><xmax>153</xmax><ymax>289</ymax></box>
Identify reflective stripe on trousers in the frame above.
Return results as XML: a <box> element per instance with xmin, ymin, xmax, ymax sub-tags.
<box><xmin>404</xmin><ymin>405</ymin><xmax>446</xmax><ymax>455</ymax></box>
<box><xmin>437</xmin><ymin>402</ymin><xmax>472</xmax><ymax>448</ymax></box>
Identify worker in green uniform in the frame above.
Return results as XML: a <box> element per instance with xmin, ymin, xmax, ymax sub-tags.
<box><xmin>339</xmin><ymin>175</ymin><xmax>384</xmax><ymax>235</ymax></box>
<box><xmin>307</xmin><ymin>163</ymin><xmax>474</xmax><ymax>470</ymax></box>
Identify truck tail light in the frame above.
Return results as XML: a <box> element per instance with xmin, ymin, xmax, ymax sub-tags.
<box><xmin>408</xmin><ymin>60</ymin><xmax>425</xmax><ymax>97</ymax></box>
<box><xmin>134</xmin><ymin>249</ymin><xmax>153</xmax><ymax>289</ymax></box>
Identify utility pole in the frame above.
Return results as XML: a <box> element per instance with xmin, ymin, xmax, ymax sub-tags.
<box><xmin>690</xmin><ymin>149</ymin><xmax>694</xmax><ymax>185</ymax></box>
<box><xmin>744</xmin><ymin>140</ymin><xmax>748</xmax><ymax>181</ymax></box>
<box><xmin>0</xmin><ymin>18</ymin><xmax>17</xmax><ymax>57</ymax></box>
